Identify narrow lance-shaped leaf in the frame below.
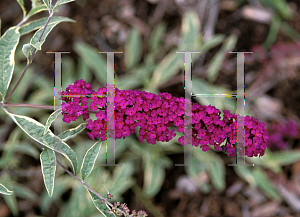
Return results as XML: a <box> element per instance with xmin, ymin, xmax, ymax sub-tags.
<box><xmin>19</xmin><ymin>16</ymin><xmax>74</xmax><ymax>36</ymax></box>
<box><xmin>43</xmin><ymin>108</ymin><xmax>62</xmax><ymax>136</ymax></box>
<box><xmin>0</xmin><ymin>183</ymin><xmax>13</xmax><ymax>195</ymax></box>
<box><xmin>40</xmin><ymin>148</ymin><xmax>56</xmax><ymax>197</ymax></box>
<box><xmin>86</xmin><ymin>189</ymin><xmax>116</xmax><ymax>217</ymax></box>
<box><xmin>16</xmin><ymin>0</ymin><xmax>27</xmax><ymax>18</ymax></box>
<box><xmin>3</xmin><ymin>109</ymin><xmax>78</xmax><ymax>174</ymax></box>
<box><xmin>53</xmin><ymin>0</ymin><xmax>75</xmax><ymax>11</ymax></box>
<box><xmin>58</xmin><ymin>123</ymin><xmax>87</xmax><ymax>142</ymax></box>
<box><xmin>42</xmin><ymin>0</ymin><xmax>51</xmax><ymax>10</ymax></box>
<box><xmin>74</xmin><ymin>42</ymin><xmax>107</xmax><ymax>84</ymax></box>
<box><xmin>0</xmin><ymin>27</ymin><xmax>20</xmax><ymax>99</ymax></box>
<box><xmin>30</xmin><ymin>19</ymin><xmax>75</xmax><ymax>46</ymax></box>
<box><xmin>81</xmin><ymin>141</ymin><xmax>102</xmax><ymax>181</ymax></box>
<box><xmin>125</xmin><ymin>28</ymin><xmax>142</xmax><ymax>69</ymax></box>
<box><xmin>22</xmin><ymin>18</ymin><xmax>75</xmax><ymax>59</ymax></box>
<box><xmin>26</xmin><ymin>4</ymin><xmax>48</xmax><ymax>21</ymax></box>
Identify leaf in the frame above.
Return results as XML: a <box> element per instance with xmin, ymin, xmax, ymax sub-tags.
<box><xmin>42</xmin><ymin>0</ymin><xmax>51</xmax><ymax>10</ymax></box>
<box><xmin>193</xmin><ymin>149</ymin><xmax>225</xmax><ymax>192</ymax></box>
<box><xmin>125</xmin><ymin>28</ymin><xmax>142</xmax><ymax>69</ymax></box>
<box><xmin>9</xmin><ymin>184</ymin><xmax>38</xmax><ymax>201</ymax></box>
<box><xmin>53</xmin><ymin>0</ymin><xmax>75</xmax><ymax>11</ymax></box>
<box><xmin>280</xmin><ymin>21</ymin><xmax>300</xmax><ymax>41</ymax></box>
<box><xmin>149</xmin><ymin>49</ymin><xmax>183</xmax><ymax>89</ymax></box>
<box><xmin>3</xmin><ymin>193</ymin><xmax>18</xmax><ymax>216</ymax></box>
<box><xmin>0</xmin><ymin>183</ymin><xmax>13</xmax><ymax>195</ymax></box>
<box><xmin>40</xmin><ymin>177</ymin><xmax>71</xmax><ymax>213</ymax></box>
<box><xmin>81</xmin><ymin>141</ymin><xmax>102</xmax><ymax>181</ymax></box>
<box><xmin>40</xmin><ymin>148</ymin><xmax>56</xmax><ymax>197</ymax></box>
<box><xmin>0</xmin><ymin>127</ymin><xmax>20</xmax><ymax>169</ymax></box>
<box><xmin>0</xmin><ymin>26</ymin><xmax>20</xmax><ymax>100</ymax></box>
<box><xmin>19</xmin><ymin>16</ymin><xmax>74</xmax><ymax>36</ymax></box>
<box><xmin>26</xmin><ymin>4</ymin><xmax>48</xmax><ymax>20</ymax></box>
<box><xmin>207</xmin><ymin>34</ymin><xmax>238</xmax><ymax>83</ymax></box>
<box><xmin>16</xmin><ymin>0</ymin><xmax>27</xmax><ymax>18</ymax></box>
<box><xmin>74</xmin><ymin>42</ymin><xmax>107</xmax><ymax>84</ymax></box>
<box><xmin>117</xmin><ymin>73</ymin><xmax>144</xmax><ymax>90</ymax></box>
<box><xmin>3</xmin><ymin>109</ymin><xmax>78</xmax><ymax>174</ymax></box>
<box><xmin>149</xmin><ymin>22</ymin><xmax>167</xmax><ymax>52</ymax></box>
<box><xmin>265</xmin><ymin>150</ymin><xmax>300</xmax><ymax>166</ymax></box>
<box><xmin>234</xmin><ymin>166</ymin><xmax>257</xmax><ymax>189</ymax></box>
<box><xmin>43</xmin><ymin>108</ymin><xmax>62</xmax><ymax>136</ymax></box>
<box><xmin>199</xmin><ymin>34</ymin><xmax>225</xmax><ymax>53</ymax></box>
<box><xmin>22</xmin><ymin>43</ymin><xmax>33</xmax><ymax>63</ymax></box>
<box><xmin>179</xmin><ymin>10</ymin><xmax>201</xmax><ymax>51</ymax></box>
<box><xmin>25</xmin><ymin>18</ymin><xmax>75</xmax><ymax>57</ymax></box>
<box><xmin>58</xmin><ymin>123</ymin><xmax>87</xmax><ymax>142</ymax></box>
<box><xmin>143</xmin><ymin>156</ymin><xmax>166</xmax><ymax>198</ymax></box>
<box><xmin>191</xmin><ymin>78</ymin><xmax>236</xmax><ymax>112</ymax></box>
<box><xmin>263</xmin><ymin>15</ymin><xmax>281</xmax><ymax>50</ymax></box>
<box><xmin>15</xmin><ymin>142</ymin><xmax>40</xmax><ymax>159</ymax></box>
<box><xmin>252</xmin><ymin>167</ymin><xmax>281</xmax><ymax>201</ymax></box>
<box><xmin>31</xmin><ymin>0</ymin><xmax>43</xmax><ymax>8</ymax></box>
<box><xmin>87</xmin><ymin>190</ymin><xmax>116</xmax><ymax>217</ymax></box>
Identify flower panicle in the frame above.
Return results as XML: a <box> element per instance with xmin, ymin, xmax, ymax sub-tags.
<box><xmin>61</xmin><ymin>80</ymin><xmax>269</xmax><ymax>157</ymax></box>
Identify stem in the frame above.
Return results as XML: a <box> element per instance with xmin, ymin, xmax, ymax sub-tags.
<box><xmin>4</xmin><ymin>2</ymin><xmax>57</xmax><ymax>104</ymax></box>
<box><xmin>0</xmin><ymin>102</ymin><xmax>98</xmax><ymax>113</ymax></box>
<box><xmin>33</xmin><ymin>140</ymin><xmax>130</xmax><ymax>216</ymax></box>
<box><xmin>2</xmin><ymin>107</ymin><xmax>130</xmax><ymax>216</ymax></box>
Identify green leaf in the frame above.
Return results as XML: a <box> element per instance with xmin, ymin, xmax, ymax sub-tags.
<box><xmin>199</xmin><ymin>34</ymin><xmax>225</xmax><ymax>53</ymax></box>
<box><xmin>53</xmin><ymin>0</ymin><xmax>75</xmax><ymax>11</ymax></box>
<box><xmin>81</xmin><ymin>141</ymin><xmax>102</xmax><ymax>181</ymax></box>
<box><xmin>31</xmin><ymin>0</ymin><xmax>43</xmax><ymax>8</ymax></box>
<box><xmin>149</xmin><ymin>49</ymin><xmax>183</xmax><ymax>89</ymax></box>
<box><xmin>16</xmin><ymin>0</ymin><xmax>27</xmax><ymax>18</ymax></box>
<box><xmin>87</xmin><ymin>190</ymin><xmax>116</xmax><ymax>217</ymax></box>
<box><xmin>207</xmin><ymin>34</ymin><xmax>237</xmax><ymax>83</ymax></box>
<box><xmin>149</xmin><ymin>22</ymin><xmax>166</xmax><ymax>52</ymax></box>
<box><xmin>15</xmin><ymin>142</ymin><xmax>40</xmax><ymax>159</ymax></box>
<box><xmin>26</xmin><ymin>18</ymin><xmax>75</xmax><ymax>56</ymax></box>
<box><xmin>3</xmin><ymin>193</ymin><xmax>18</xmax><ymax>216</ymax></box>
<box><xmin>117</xmin><ymin>73</ymin><xmax>144</xmax><ymax>90</ymax></box>
<box><xmin>125</xmin><ymin>28</ymin><xmax>142</xmax><ymax>69</ymax></box>
<box><xmin>265</xmin><ymin>150</ymin><xmax>300</xmax><ymax>166</ymax></box>
<box><xmin>40</xmin><ymin>177</ymin><xmax>71</xmax><ymax>213</ymax></box>
<box><xmin>0</xmin><ymin>26</ymin><xmax>20</xmax><ymax>100</ymax></box>
<box><xmin>3</xmin><ymin>109</ymin><xmax>78</xmax><ymax>174</ymax></box>
<box><xmin>77</xmin><ymin>59</ymin><xmax>91</xmax><ymax>83</ymax></box>
<box><xmin>0</xmin><ymin>127</ymin><xmax>20</xmax><ymax>169</ymax></box>
<box><xmin>143</xmin><ymin>156</ymin><xmax>166</xmax><ymax>198</ymax></box>
<box><xmin>43</xmin><ymin>108</ymin><xmax>62</xmax><ymax>136</ymax></box>
<box><xmin>58</xmin><ymin>123</ymin><xmax>87</xmax><ymax>142</ymax></box>
<box><xmin>74</xmin><ymin>42</ymin><xmax>107</xmax><ymax>84</ymax></box>
<box><xmin>0</xmin><ymin>183</ymin><xmax>13</xmax><ymax>195</ymax></box>
<box><xmin>191</xmin><ymin>78</ymin><xmax>236</xmax><ymax>112</ymax></box>
<box><xmin>280</xmin><ymin>21</ymin><xmax>300</xmax><ymax>41</ymax></box>
<box><xmin>234</xmin><ymin>166</ymin><xmax>257</xmax><ymax>189</ymax></box>
<box><xmin>252</xmin><ymin>167</ymin><xmax>281</xmax><ymax>201</ymax></box>
<box><xmin>19</xmin><ymin>16</ymin><xmax>74</xmax><ymax>36</ymax></box>
<box><xmin>26</xmin><ymin>4</ymin><xmax>48</xmax><ymax>20</ymax></box>
<box><xmin>42</xmin><ymin>0</ymin><xmax>51</xmax><ymax>10</ymax></box>
<box><xmin>22</xmin><ymin>43</ymin><xmax>33</xmax><ymax>63</ymax></box>
<box><xmin>9</xmin><ymin>184</ymin><xmax>38</xmax><ymax>201</ymax></box>
<box><xmin>193</xmin><ymin>149</ymin><xmax>225</xmax><ymax>192</ymax></box>
<box><xmin>179</xmin><ymin>10</ymin><xmax>201</xmax><ymax>51</ymax></box>
<box><xmin>263</xmin><ymin>15</ymin><xmax>281</xmax><ymax>50</ymax></box>
<box><xmin>40</xmin><ymin>148</ymin><xmax>56</xmax><ymax>197</ymax></box>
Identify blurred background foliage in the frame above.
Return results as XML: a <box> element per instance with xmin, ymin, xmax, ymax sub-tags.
<box><xmin>0</xmin><ymin>0</ymin><xmax>300</xmax><ymax>216</ymax></box>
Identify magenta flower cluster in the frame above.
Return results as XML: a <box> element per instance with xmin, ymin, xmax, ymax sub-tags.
<box><xmin>267</xmin><ymin>120</ymin><xmax>300</xmax><ymax>150</ymax></box>
<box><xmin>60</xmin><ymin>79</ymin><xmax>269</xmax><ymax>157</ymax></box>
